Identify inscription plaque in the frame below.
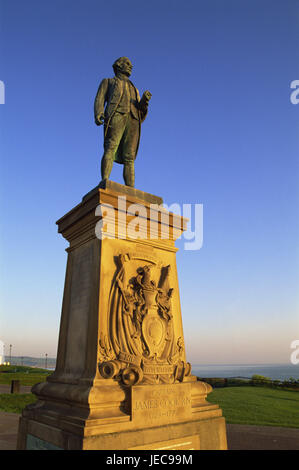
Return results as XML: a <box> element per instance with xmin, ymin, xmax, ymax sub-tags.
<box><xmin>129</xmin><ymin>434</ymin><xmax>200</xmax><ymax>450</ymax></box>
<box><xmin>131</xmin><ymin>383</ymin><xmax>192</xmax><ymax>426</ymax></box>
<box><xmin>26</xmin><ymin>434</ymin><xmax>62</xmax><ymax>450</ymax></box>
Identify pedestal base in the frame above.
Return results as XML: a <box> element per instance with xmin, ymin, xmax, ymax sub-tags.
<box><xmin>17</xmin><ymin>183</ymin><xmax>227</xmax><ymax>450</ymax></box>
<box><xmin>17</xmin><ymin>377</ymin><xmax>227</xmax><ymax>450</ymax></box>
<box><xmin>17</xmin><ymin>413</ymin><xmax>227</xmax><ymax>450</ymax></box>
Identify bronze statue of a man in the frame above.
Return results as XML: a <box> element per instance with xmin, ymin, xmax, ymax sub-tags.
<box><xmin>94</xmin><ymin>57</ymin><xmax>152</xmax><ymax>187</ymax></box>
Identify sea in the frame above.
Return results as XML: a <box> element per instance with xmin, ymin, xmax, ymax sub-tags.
<box><xmin>191</xmin><ymin>363</ymin><xmax>299</xmax><ymax>381</ymax></box>
<box><xmin>46</xmin><ymin>364</ymin><xmax>299</xmax><ymax>380</ymax></box>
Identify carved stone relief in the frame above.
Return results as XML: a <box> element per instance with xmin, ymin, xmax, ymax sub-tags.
<box><xmin>98</xmin><ymin>253</ymin><xmax>191</xmax><ymax>385</ymax></box>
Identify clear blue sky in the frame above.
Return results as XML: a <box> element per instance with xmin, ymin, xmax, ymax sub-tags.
<box><xmin>0</xmin><ymin>0</ymin><xmax>298</xmax><ymax>365</ymax></box>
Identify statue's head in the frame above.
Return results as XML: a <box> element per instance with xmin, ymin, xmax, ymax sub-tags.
<box><xmin>113</xmin><ymin>57</ymin><xmax>133</xmax><ymax>77</ymax></box>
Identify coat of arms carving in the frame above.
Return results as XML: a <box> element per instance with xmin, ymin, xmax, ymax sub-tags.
<box><xmin>99</xmin><ymin>254</ymin><xmax>191</xmax><ymax>385</ymax></box>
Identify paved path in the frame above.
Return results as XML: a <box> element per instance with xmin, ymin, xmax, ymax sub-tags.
<box><xmin>0</xmin><ymin>411</ymin><xmax>298</xmax><ymax>450</ymax></box>
<box><xmin>226</xmin><ymin>423</ymin><xmax>299</xmax><ymax>450</ymax></box>
<box><xmin>0</xmin><ymin>384</ymin><xmax>32</xmax><ymax>394</ymax></box>
<box><xmin>0</xmin><ymin>412</ymin><xmax>20</xmax><ymax>450</ymax></box>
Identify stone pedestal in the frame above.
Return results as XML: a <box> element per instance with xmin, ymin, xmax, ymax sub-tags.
<box><xmin>17</xmin><ymin>181</ymin><xmax>227</xmax><ymax>450</ymax></box>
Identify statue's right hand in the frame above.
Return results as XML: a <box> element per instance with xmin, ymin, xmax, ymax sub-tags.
<box><xmin>95</xmin><ymin>114</ymin><xmax>105</xmax><ymax>126</ymax></box>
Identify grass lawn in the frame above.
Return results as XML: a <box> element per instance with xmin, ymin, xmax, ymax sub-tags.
<box><xmin>0</xmin><ymin>394</ymin><xmax>37</xmax><ymax>414</ymax></box>
<box><xmin>1</xmin><ymin>368</ymin><xmax>298</xmax><ymax>429</ymax></box>
<box><xmin>0</xmin><ymin>365</ymin><xmax>51</xmax><ymax>387</ymax></box>
<box><xmin>208</xmin><ymin>386</ymin><xmax>299</xmax><ymax>428</ymax></box>
<box><xmin>0</xmin><ymin>373</ymin><xmax>49</xmax><ymax>387</ymax></box>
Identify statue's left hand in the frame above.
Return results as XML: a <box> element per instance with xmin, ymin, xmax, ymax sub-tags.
<box><xmin>95</xmin><ymin>114</ymin><xmax>105</xmax><ymax>126</ymax></box>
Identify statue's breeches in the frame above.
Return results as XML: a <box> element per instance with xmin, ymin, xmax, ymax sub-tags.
<box><xmin>103</xmin><ymin>112</ymin><xmax>139</xmax><ymax>164</ymax></box>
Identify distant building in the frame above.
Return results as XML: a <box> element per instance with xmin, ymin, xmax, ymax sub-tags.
<box><xmin>0</xmin><ymin>340</ymin><xmax>4</xmax><ymax>365</ymax></box>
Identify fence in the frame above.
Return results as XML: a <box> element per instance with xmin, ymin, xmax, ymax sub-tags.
<box><xmin>197</xmin><ymin>376</ymin><xmax>299</xmax><ymax>390</ymax></box>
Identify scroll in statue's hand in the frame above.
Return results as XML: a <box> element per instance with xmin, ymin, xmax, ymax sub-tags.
<box><xmin>142</xmin><ymin>90</ymin><xmax>152</xmax><ymax>103</ymax></box>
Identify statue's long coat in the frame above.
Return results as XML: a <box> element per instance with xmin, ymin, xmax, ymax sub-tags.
<box><xmin>94</xmin><ymin>76</ymin><xmax>148</xmax><ymax>164</ymax></box>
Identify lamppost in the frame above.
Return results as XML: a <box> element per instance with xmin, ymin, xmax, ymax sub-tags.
<box><xmin>9</xmin><ymin>344</ymin><xmax>12</xmax><ymax>364</ymax></box>
<box><xmin>45</xmin><ymin>353</ymin><xmax>48</xmax><ymax>369</ymax></box>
